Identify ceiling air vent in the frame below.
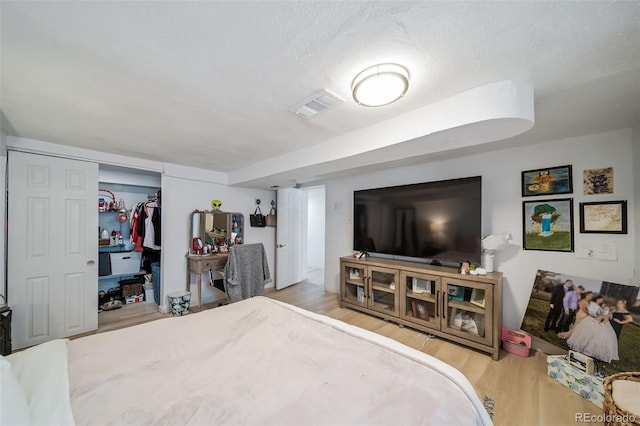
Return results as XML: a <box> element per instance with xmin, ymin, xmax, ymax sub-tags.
<box><xmin>289</xmin><ymin>90</ymin><xmax>344</xmax><ymax>119</ymax></box>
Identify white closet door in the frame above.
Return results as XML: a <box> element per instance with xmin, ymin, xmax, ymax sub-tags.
<box><xmin>8</xmin><ymin>151</ymin><xmax>98</xmax><ymax>349</ymax></box>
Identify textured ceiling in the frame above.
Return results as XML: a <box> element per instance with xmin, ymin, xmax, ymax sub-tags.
<box><xmin>1</xmin><ymin>1</ymin><xmax>639</xmax><ymax>187</ymax></box>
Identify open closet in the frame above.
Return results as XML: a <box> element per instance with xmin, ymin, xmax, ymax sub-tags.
<box><xmin>7</xmin><ymin>151</ymin><xmax>162</xmax><ymax>350</ymax></box>
<box><xmin>97</xmin><ymin>166</ymin><xmax>161</xmax><ymax>321</ymax></box>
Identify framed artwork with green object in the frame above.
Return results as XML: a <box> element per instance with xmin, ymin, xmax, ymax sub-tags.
<box><xmin>522</xmin><ymin>198</ymin><xmax>574</xmax><ymax>252</ymax></box>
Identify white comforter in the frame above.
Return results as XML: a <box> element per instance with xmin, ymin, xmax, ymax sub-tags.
<box><xmin>68</xmin><ymin>297</ymin><xmax>491</xmax><ymax>425</ymax></box>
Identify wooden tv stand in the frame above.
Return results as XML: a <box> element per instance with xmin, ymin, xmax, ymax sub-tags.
<box><xmin>339</xmin><ymin>256</ymin><xmax>502</xmax><ymax>360</ymax></box>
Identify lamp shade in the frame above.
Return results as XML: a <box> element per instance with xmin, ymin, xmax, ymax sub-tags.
<box><xmin>481</xmin><ymin>232</ymin><xmax>514</xmax><ymax>254</ymax></box>
<box><xmin>352</xmin><ymin>63</ymin><xmax>409</xmax><ymax>107</ymax></box>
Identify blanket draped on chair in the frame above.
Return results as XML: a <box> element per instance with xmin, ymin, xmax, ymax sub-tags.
<box><xmin>223</xmin><ymin>243</ymin><xmax>272</xmax><ymax>303</ymax></box>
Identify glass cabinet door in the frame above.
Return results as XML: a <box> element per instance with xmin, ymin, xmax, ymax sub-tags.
<box><xmin>441</xmin><ymin>277</ymin><xmax>493</xmax><ymax>346</ymax></box>
<box><xmin>367</xmin><ymin>266</ymin><xmax>399</xmax><ymax>315</ymax></box>
<box><xmin>341</xmin><ymin>262</ymin><xmax>367</xmax><ymax>307</ymax></box>
<box><xmin>399</xmin><ymin>271</ymin><xmax>441</xmax><ymax>329</ymax></box>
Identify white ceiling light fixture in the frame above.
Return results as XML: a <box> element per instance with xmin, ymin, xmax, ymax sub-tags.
<box><xmin>352</xmin><ymin>63</ymin><xmax>410</xmax><ymax>107</ymax></box>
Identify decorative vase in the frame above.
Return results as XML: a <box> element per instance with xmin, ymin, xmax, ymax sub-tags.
<box><xmin>483</xmin><ymin>252</ymin><xmax>494</xmax><ymax>273</ymax></box>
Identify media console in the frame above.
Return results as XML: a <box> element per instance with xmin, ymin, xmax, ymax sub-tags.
<box><xmin>339</xmin><ymin>256</ymin><xmax>502</xmax><ymax>360</ymax></box>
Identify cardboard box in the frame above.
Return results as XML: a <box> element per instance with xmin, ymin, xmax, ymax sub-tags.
<box><xmin>547</xmin><ymin>355</ymin><xmax>604</xmax><ymax>408</ymax></box>
<box><xmin>124</xmin><ymin>294</ymin><xmax>144</xmax><ymax>304</ymax></box>
<box><xmin>110</xmin><ymin>251</ymin><xmax>142</xmax><ymax>275</ymax></box>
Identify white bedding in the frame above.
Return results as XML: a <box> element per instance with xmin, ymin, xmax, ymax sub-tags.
<box><xmin>66</xmin><ymin>296</ymin><xmax>491</xmax><ymax>425</ymax></box>
<box><xmin>4</xmin><ymin>339</ymin><xmax>75</xmax><ymax>426</ymax></box>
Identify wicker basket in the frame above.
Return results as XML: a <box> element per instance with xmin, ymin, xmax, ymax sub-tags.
<box><xmin>121</xmin><ymin>283</ymin><xmax>143</xmax><ymax>297</ymax></box>
<box><xmin>119</xmin><ymin>277</ymin><xmax>145</xmax><ymax>297</ymax></box>
<box><xmin>603</xmin><ymin>372</ymin><xmax>640</xmax><ymax>426</ymax></box>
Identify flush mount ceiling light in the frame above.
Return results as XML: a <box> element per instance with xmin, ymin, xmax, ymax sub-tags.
<box><xmin>351</xmin><ymin>63</ymin><xmax>409</xmax><ymax>107</ymax></box>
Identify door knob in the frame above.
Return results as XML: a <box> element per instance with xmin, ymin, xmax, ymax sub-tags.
<box><xmin>277</xmin><ymin>244</ymin><xmax>286</xmax><ymax>248</ymax></box>
<box><xmin>86</xmin><ymin>260</ymin><xmax>95</xmax><ymax>266</ymax></box>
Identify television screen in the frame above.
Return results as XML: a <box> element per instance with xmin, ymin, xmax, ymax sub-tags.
<box><xmin>353</xmin><ymin>176</ymin><xmax>482</xmax><ymax>264</ymax></box>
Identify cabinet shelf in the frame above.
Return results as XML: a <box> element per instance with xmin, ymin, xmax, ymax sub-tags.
<box><xmin>371</xmin><ymin>283</ymin><xmax>395</xmax><ymax>293</ymax></box>
<box><xmin>99</xmin><ymin>270</ymin><xmax>145</xmax><ymax>281</ymax></box>
<box><xmin>340</xmin><ymin>256</ymin><xmax>502</xmax><ymax>360</ymax></box>
<box><xmin>341</xmin><ymin>261</ymin><xmax>399</xmax><ymax>317</ymax></box>
<box><xmin>406</xmin><ymin>291</ymin><xmax>436</xmax><ymax>303</ymax></box>
<box><xmin>447</xmin><ymin>299</ymin><xmax>485</xmax><ymax>315</ymax></box>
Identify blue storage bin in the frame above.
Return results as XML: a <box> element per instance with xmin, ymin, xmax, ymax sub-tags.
<box><xmin>151</xmin><ymin>262</ymin><xmax>161</xmax><ymax>305</ymax></box>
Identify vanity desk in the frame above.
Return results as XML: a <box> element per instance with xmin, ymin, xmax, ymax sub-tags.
<box><xmin>186</xmin><ymin>253</ymin><xmax>229</xmax><ymax>311</ymax></box>
<box><xmin>187</xmin><ymin>209</ymin><xmax>244</xmax><ymax>311</ymax></box>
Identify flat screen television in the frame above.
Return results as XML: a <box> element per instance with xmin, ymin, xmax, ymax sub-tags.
<box><xmin>353</xmin><ymin>176</ymin><xmax>482</xmax><ymax>265</ymax></box>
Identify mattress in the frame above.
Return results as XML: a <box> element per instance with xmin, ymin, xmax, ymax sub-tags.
<box><xmin>14</xmin><ymin>296</ymin><xmax>493</xmax><ymax>425</ymax></box>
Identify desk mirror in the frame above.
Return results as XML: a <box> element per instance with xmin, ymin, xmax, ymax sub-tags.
<box><xmin>191</xmin><ymin>210</ymin><xmax>244</xmax><ymax>253</ymax></box>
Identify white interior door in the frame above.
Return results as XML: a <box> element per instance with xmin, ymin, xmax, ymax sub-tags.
<box><xmin>275</xmin><ymin>187</ymin><xmax>303</xmax><ymax>290</ymax></box>
<box><xmin>8</xmin><ymin>151</ymin><xmax>98</xmax><ymax>349</ymax></box>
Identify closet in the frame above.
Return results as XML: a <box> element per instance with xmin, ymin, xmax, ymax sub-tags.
<box><xmin>7</xmin><ymin>151</ymin><xmax>161</xmax><ymax>350</ymax></box>
<box><xmin>97</xmin><ymin>167</ymin><xmax>161</xmax><ymax>316</ymax></box>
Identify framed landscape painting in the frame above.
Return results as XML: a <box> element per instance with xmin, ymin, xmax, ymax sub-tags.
<box><xmin>522</xmin><ymin>198</ymin><xmax>574</xmax><ymax>252</ymax></box>
<box><xmin>521</xmin><ymin>165</ymin><xmax>573</xmax><ymax>197</ymax></box>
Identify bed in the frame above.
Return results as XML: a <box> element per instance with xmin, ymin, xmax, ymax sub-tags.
<box><xmin>2</xmin><ymin>296</ymin><xmax>492</xmax><ymax>425</ymax></box>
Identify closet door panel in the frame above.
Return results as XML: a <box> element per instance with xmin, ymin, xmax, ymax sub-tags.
<box><xmin>64</xmin><ymin>272</ymin><xmax>86</xmax><ymax>333</ymax></box>
<box><xmin>8</xmin><ymin>151</ymin><xmax>98</xmax><ymax>349</ymax></box>
<box><xmin>26</xmin><ymin>276</ymin><xmax>50</xmax><ymax>340</ymax></box>
<box><xmin>27</xmin><ymin>197</ymin><xmax>50</xmax><ymax>258</ymax></box>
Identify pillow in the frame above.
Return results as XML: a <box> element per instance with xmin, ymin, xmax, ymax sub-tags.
<box><xmin>0</xmin><ymin>356</ymin><xmax>32</xmax><ymax>426</ymax></box>
<box><xmin>6</xmin><ymin>339</ymin><xmax>75</xmax><ymax>426</ymax></box>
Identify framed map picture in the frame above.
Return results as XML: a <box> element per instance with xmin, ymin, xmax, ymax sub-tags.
<box><xmin>579</xmin><ymin>200</ymin><xmax>627</xmax><ymax>234</ymax></box>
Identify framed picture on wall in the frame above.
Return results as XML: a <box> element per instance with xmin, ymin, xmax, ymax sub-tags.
<box><xmin>522</xmin><ymin>198</ymin><xmax>574</xmax><ymax>252</ymax></box>
<box><xmin>521</xmin><ymin>165</ymin><xmax>573</xmax><ymax>197</ymax></box>
<box><xmin>579</xmin><ymin>200</ymin><xmax>627</xmax><ymax>234</ymax></box>
<box><xmin>583</xmin><ymin>167</ymin><xmax>613</xmax><ymax>195</ymax></box>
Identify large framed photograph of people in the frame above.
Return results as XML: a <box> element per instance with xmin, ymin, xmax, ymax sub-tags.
<box><xmin>521</xmin><ymin>269</ymin><xmax>639</xmax><ymax>375</ymax></box>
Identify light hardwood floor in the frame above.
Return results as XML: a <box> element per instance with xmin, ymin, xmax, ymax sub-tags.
<box><xmin>265</xmin><ymin>281</ymin><xmax>604</xmax><ymax>426</ymax></box>
<box><xmin>91</xmin><ymin>281</ymin><xmax>604</xmax><ymax>425</ymax></box>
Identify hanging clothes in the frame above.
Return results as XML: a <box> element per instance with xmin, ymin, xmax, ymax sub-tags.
<box><xmin>130</xmin><ymin>198</ymin><xmax>161</xmax><ymax>252</ymax></box>
<box><xmin>130</xmin><ymin>202</ymin><xmax>145</xmax><ymax>252</ymax></box>
<box><xmin>137</xmin><ymin>201</ymin><xmax>161</xmax><ymax>251</ymax></box>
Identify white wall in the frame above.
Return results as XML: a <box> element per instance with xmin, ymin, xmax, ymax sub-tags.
<box><xmin>306</xmin><ymin>187</ymin><xmax>325</xmax><ymax>270</ymax></box>
<box><xmin>324</xmin><ymin>128</ymin><xmax>636</xmax><ymax>330</ymax></box>
<box><xmin>161</xmin><ymin>175</ymin><xmax>276</xmax><ymax>308</ymax></box>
